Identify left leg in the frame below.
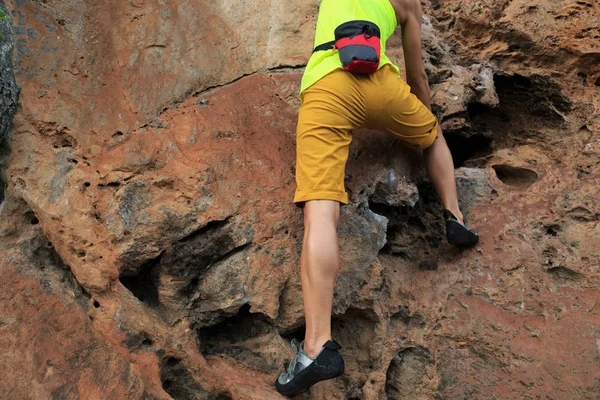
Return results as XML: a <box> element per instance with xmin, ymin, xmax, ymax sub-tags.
<box><xmin>423</xmin><ymin>126</ymin><xmax>463</xmax><ymax>225</ymax></box>
<box><xmin>370</xmin><ymin>66</ymin><xmax>478</xmax><ymax>246</ymax></box>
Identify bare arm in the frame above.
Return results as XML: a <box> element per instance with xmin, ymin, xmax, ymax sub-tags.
<box><xmin>394</xmin><ymin>0</ymin><xmax>432</xmax><ymax>110</ymax></box>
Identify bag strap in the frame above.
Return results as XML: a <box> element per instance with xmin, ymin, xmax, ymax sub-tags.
<box><xmin>313</xmin><ymin>40</ymin><xmax>336</xmax><ymax>53</ymax></box>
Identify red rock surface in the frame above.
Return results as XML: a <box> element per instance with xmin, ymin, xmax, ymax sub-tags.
<box><xmin>0</xmin><ymin>0</ymin><xmax>599</xmax><ymax>399</ymax></box>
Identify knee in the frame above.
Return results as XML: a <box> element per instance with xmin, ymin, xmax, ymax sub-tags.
<box><xmin>423</xmin><ymin>126</ymin><xmax>446</xmax><ymax>153</ymax></box>
<box><xmin>303</xmin><ymin>200</ymin><xmax>340</xmax><ymax>231</ymax></box>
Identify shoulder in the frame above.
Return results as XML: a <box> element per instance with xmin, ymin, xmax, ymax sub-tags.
<box><xmin>388</xmin><ymin>0</ymin><xmax>423</xmax><ymax>25</ymax></box>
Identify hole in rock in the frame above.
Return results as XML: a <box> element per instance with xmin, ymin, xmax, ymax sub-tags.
<box><xmin>179</xmin><ymin>277</ymin><xmax>200</xmax><ymax>300</ymax></box>
<box><xmin>546</xmin><ymin>266</ymin><xmax>585</xmax><ymax>283</ymax></box>
<box><xmin>418</xmin><ymin>261</ymin><xmax>438</xmax><ymax>271</ymax></box>
<box><xmin>84</xmin><ymin>182</ymin><xmax>91</xmax><ymax>187</ymax></box>
<box><xmin>577</xmin><ymin>72</ymin><xmax>588</xmax><ymax>86</ymax></box>
<box><xmin>179</xmin><ymin>218</ymin><xmax>231</xmax><ymax>243</ymax></box>
<box><xmin>98</xmin><ymin>181</ymin><xmax>120</xmax><ymax>189</ymax></box>
<box><xmin>160</xmin><ymin>355</ymin><xmax>209</xmax><ymax>399</ymax></box>
<box><xmin>445</xmin><ymin>133</ymin><xmax>493</xmax><ymax>169</ymax></box>
<box><xmin>595</xmin><ymin>77</ymin><xmax>600</xmax><ymax>87</ymax></box>
<box><xmin>93</xmin><ymin>300</ymin><xmax>100</xmax><ymax>308</ymax></box>
<box><xmin>545</xmin><ymin>224</ymin><xmax>560</xmax><ymax>237</ymax></box>
<box><xmin>492</xmin><ymin>165</ymin><xmax>539</xmax><ymax>187</ymax></box>
<box><xmin>437</xmin><ymin>102</ymin><xmax>496</xmax><ymax>168</ymax></box>
<box><xmin>81</xmin><ymin>288</ymin><xmax>92</xmax><ymax>299</ymax></box>
<box><xmin>385</xmin><ymin>347</ymin><xmax>433</xmax><ymax>400</ymax></box>
<box><xmin>119</xmin><ymin>253</ymin><xmax>162</xmax><ymax>308</ymax></box>
<box><xmin>442</xmin><ymin>101</ymin><xmax>497</xmax><ymax>168</ymax></box>
<box><xmin>467</xmin><ymin>101</ymin><xmax>494</xmax><ymax>120</ymax></box>
<box><xmin>166</xmin><ymin>357</ymin><xmax>179</xmax><ymax>367</ymax></box>
<box><xmin>368</xmin><ymin>183</ymin><xmax>443</xmax><ymax>259</ymax></box>
<box><xmin>161</xmin><ymin>218</ymin><xmax>247</xmax><ymax>305</ymax></box>
<box><xmin>123</xmin><ymin>331</ymin><xmax>154</xmax><ymax>352</ymax></box>
<box><xmin>199</xmin><ymin>304</ymin><xmax>280</xmax><ymax>373</ymax></box>
<box><xmin>430</xmin><ymin>0</ymin><xmax>442</xmax><ymax>10</ymax></box>
<box><xmin>200</xmin><ymin>304</ymin><xmax>254</xmax><ymax>343</ymax></box>
<box><xmin>493</xmin><ymin>73</ymin><xmax>572</xmax><ymax>120</ymax></box>
<box><xmin>25</xmin><ymin>210</ymin><xmax>40</xmax><ymax>225</ymax></box>
<box><xmin>407</xmin><ymin>216</ymin><xmax>427</xmax><ymax>233</ymax></box>
<box><xmin>112</xmin><ymin>131</ymin><xmax>124</xmax><ymax>138</ymax></box>
<box><xmin>390</xmin><ymin>306</ymin><xmax>427</xmax><ymax>328</ymax></box>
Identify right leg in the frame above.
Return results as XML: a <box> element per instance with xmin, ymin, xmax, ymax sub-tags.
<box><xmin>276</xmin><ymin>70</ymin><xmax>363</xmax><ymax>396</ymax></box>
<box><xmin>293</xmin><ymin>72</ymin><xmax>364</xmax><ymax>354</ymax></box>
<box><xmin>301</xmin><ymin>200</ymin><xmax>340</xmax><ymax>357</ymax></box>
<box><xmin>276</xmin><ymin>203</ymin><xmax>345</xmax><ymax>398</ymax></box>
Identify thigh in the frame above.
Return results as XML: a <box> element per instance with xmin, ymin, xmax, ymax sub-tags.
<box><xmin>295</xmin><ymin>71</ymin><xmax>365</xmax><ymax>205</ymax></box>
<box><xmin>370</xmin><ymin>69</ymin><xmax>438</xmax><ymax>150</ymax></box>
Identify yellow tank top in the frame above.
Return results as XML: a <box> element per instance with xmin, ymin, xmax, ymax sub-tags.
<box><xmin>300</xmin><ymin>0</ymin><xmax>399</xmax><ymax>98</ymax></box>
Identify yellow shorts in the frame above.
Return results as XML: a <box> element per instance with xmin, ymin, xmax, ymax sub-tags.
<box><xmin>294</xmin><ymin>65</ymin><xmax>439</xmax><ymax>205</ymax></box>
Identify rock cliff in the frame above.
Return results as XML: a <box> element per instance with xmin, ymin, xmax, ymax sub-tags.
<box><xmin>0</xmin><ymin>0</ymin><xmax>599</xmax><ymax>399</ymax></box>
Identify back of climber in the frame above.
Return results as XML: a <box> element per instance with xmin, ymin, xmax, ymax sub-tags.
<box><xmin>275</xmin><ymin>0</ymin><xmax>479</xmax><ymax>396</ymax></box>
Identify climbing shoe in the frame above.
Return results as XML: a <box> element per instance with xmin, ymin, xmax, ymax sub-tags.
<box><xmin>275</xmin><ymin>339</ymin><xmax>345</xmax><ymax>397</ymax></box>
<box><xmin>444</xmin><ymin>209</ymin><xmax>479</xmax><ymax>247</ymax></box>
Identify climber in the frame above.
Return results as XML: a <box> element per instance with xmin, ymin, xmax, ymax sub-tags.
<box><xmin>275</xmin><ymin>0</ymin><xmax>479</xmax><ymax>396</ymax></box>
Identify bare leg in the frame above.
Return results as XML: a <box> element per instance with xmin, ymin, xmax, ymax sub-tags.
<box><xmin>301</xmin><ymin>200</ymin><xmax>340</xmax><ymax>358</ymax></box>
<box><xmin>423</xmin><ymin>127</ymin><xmax>465</xmax><ymax>225</ymax></box>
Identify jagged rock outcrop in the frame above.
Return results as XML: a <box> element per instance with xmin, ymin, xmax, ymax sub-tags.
<box><xmin>0</xmin><ymin>0</ymin><xmax>19</xmax><ymax>203</ymax></box>
<box><xmin>0</xmin><ymin>0</ymin><xmax>599</xmax><ymax>399</ymax></box>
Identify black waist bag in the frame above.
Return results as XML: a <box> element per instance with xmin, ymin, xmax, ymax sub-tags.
<box><xmin>313</xmin><ymin>20</ymin><xmax>381</xmax><ymax>74</ymax></box>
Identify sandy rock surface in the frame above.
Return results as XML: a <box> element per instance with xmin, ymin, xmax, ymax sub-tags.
<box><xmin>0</xmin><ymin>0</ymin><xmax>599</xmax><ymax>399</ymax></box>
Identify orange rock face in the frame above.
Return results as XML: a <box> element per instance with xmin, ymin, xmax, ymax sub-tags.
<box><xmin>1</xmin><ymin>0</ymin><xmax>599</xmax><ymax>399</ymax></box>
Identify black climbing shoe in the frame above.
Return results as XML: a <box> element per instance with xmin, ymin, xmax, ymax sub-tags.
<box><xmin>275</xmin><ymin>339</ymin><xmax>345</xmax><ymax>397</ymax></box>
<box><xmin>444</xmin><ymin>209</ymin><xmax>479</xmax><ymax>247</ymax></box>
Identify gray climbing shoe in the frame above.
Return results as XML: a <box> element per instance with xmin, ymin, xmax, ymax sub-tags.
<box><xmin>275</xmin><ymin>339</ymin><xmax>344</xmax><ymax>397</ymax></box>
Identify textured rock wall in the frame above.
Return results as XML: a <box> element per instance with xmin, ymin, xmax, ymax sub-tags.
<box><xmin>0</xmin><ymin>0</ymin><xmax>19</xmax><ymax>203</ymax></box>
<box><xmin>1</xmin><ymin>0</ymin><xmax>599</xmax><ymax>399</ymax></box>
